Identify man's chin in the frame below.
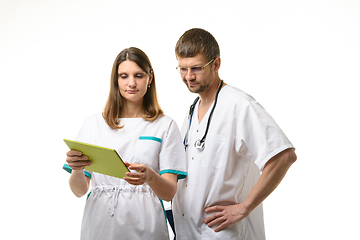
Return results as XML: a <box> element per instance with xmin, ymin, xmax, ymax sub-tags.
<box><xmin>185</xmin><ymin>84</ymin><xmax>197</xmax><ymax>93</ymax></box>
<box><xmin>187</xmin><ymin>86</ymin><xmax>197</xmax><ymax>93</ymax></box>
<box><xmin>184</xmin><ymin>81</ymin><xmax>208</xmax><ymax>94</ymax></box>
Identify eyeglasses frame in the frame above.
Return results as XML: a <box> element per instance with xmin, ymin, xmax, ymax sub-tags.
<box><xmin>176</xmin><ymin>58</ymin><xmax>216</xmax><ymax>75</ymax></box>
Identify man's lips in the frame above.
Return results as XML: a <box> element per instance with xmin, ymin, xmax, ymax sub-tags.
<box><xmin>187</xmin><ymin>81</ymin><xmax>197</xmax><ymax>87</ymax></box>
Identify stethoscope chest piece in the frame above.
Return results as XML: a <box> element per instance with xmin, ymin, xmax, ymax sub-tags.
<box><xmin>194</xmin><ymin>139</ymin><xmax>205</xmax><ymax>150</ymax></box>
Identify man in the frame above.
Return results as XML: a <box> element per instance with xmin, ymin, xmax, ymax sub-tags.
<box><xmin>172</xmin><ymin>28</ymin><xmax>297</xmax><ymax>239</ymax></box>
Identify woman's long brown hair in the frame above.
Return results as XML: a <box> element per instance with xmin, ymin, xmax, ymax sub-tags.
<box><xmin>103</xmin><ymin>47</ymin><xmax>163</xmax><ymax>129</ymax></box>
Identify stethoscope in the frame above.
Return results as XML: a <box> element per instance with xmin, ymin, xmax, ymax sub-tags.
<box><xmin>183</xmin><ymin>80</ymin><xmax>224</xmax><ymax>150</ymax></box>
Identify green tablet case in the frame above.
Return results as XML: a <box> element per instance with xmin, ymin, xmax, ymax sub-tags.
<box><xmin>64</xmin><ymin>139</ymin><xmax>129</xmax><ymax>179</ymax></box>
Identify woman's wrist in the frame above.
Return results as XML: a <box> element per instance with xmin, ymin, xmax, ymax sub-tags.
<box><xmin>71</xmin><ymin>168</ymin><xmax>85</xmax><ymax>174</ymax></box>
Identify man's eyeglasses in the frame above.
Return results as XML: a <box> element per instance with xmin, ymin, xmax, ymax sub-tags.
<box><xmin>176</xmin><ymin>58</ymin><xmax>215</xmax><ymax>74</ymax></box>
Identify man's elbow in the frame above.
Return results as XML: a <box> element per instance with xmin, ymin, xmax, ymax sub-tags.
<box><xmin>284</xmin><ymin>148</ymin><xmax>297</xmax><ymax>166</ymax></box>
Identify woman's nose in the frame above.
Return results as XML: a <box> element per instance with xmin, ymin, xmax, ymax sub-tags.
<box><xmin>128</xmin><ymin>76</ymin><xmax>136</xmax><ymax>87</ymax></box>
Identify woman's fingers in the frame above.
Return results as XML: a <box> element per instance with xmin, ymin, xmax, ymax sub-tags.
<box><xmin>66</xmin><ymin>150</ymin><xmax>91</xmax><ymax>170</ymax></box>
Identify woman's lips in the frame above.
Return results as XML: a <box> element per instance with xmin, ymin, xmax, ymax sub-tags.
<box><xmin>126</xmin><ymin>90</ymin><xmax>138</xmax><ymax>94</ymax></box>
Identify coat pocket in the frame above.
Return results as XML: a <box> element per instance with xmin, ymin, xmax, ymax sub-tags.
<box><xmin>201</xmin><ymin>134</ymin><xmax>226</xmax><ymax>169</ymax></box>
<box><xmin>135</xmin><ymin>136</ymin><xmax>162</xmax><ymax>171</ymax></box>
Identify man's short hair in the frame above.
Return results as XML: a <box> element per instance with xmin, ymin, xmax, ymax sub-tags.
<box><xmin>175</xmin><ymin>28</ymin><xmax>220</xmax><ymax>61</ymax></box>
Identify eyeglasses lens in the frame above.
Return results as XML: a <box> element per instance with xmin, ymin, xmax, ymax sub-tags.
<box><xmin>179</xmin><ymin>67</ymin><xmax>202</xmax><ymax>74</ymax></box>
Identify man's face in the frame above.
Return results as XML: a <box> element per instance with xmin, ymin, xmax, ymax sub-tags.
<box><xmin>177</xmin><ymin>53</ymin><xmax>215</xmax><ymax>94</ymax></box>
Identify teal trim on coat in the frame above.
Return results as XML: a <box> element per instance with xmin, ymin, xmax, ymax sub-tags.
<box><xmin>62</xmin><ymin>164</ymin><xmax>92</xmax><ymax>179</ymax></box>
<box><xmin>138</xmin><ymin>136</ymin><xmax>162</xmax><ymax>143</ymax></box>
<box><xmin>160</xmin><ymin>169</ymin><xmax>187</xmax><ymax>180</ymax></box>
<box><xmin>158</xmin><ymin>198</ymin><xmax>168</xmax><ymax>224</ymax></box>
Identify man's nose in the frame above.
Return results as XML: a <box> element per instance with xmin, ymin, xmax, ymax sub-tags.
<box><xmin>185</xmin><ymin>69</ymin><xmax>196</xmax><ymax>81</ymax></box>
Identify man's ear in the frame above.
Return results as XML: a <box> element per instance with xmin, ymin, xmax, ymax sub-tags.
<box><xmin>213</xmin><ymin>57</ymin><xmax>221</xmax><ymax>72</ymax></box>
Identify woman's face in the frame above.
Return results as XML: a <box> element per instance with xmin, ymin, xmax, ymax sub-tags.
<box><xmin>117</xmin><ymin>60</ymin><xmax>152</xmax><ymax>105</ymax></box>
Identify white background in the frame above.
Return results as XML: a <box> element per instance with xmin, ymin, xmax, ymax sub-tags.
<box><xmin>1</xmin><ymin>0</ymin><xmax>359</xmax><ymax>239</ymax></box>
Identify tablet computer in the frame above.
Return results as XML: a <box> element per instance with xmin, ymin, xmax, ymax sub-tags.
<box><xmin>64</xmin><ymin>139</ymin><xmax>129</xmax><ymax>179</ymax></box>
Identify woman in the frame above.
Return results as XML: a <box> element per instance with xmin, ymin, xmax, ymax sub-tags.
<box><xmin>63</xmin><ymin>47</ymin><xmax>186</xmax><ymax>240</ymax></box>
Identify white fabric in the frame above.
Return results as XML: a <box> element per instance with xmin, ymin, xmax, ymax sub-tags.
<box><xmin>173</xmin><ymin>85</ymin><xmax>294</xmax><ymax>240</ymax></box>
<box><xmin>71</xmin><ymin>113</ymin><xmax>186</xmax><ymax>240</ymax></box>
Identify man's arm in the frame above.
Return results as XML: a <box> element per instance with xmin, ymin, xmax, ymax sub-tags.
<box><xmin>204</xmin><ymin>148</ymin><xmax>297</xmax><ymax>232</ymax></box>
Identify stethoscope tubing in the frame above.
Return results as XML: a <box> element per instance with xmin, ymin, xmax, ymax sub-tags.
<box><xmin>183</xmin><ymin>80</ymin><xmax>224</xmax><ymax>150</ymax></box>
